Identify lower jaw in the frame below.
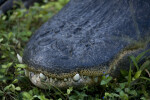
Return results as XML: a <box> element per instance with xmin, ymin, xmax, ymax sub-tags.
<box><xmin>24</xmin><ymin>69</ymin><xmax>102</xmax><ymax>89</ymax></box>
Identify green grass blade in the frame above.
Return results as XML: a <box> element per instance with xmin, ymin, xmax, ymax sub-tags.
<box><xmin>128</xmin><ymin>62</ymin><xmax>132</xmax><ymax>87</ymax></box>
<box><xmin>140</xmin><ymin>77</ymin><xmax>150</xmax><ymax>81</ymax></box>
<box><xmin>135</xmin><ymin>49</ymin><xmax>150</xmax><ymax>62</ymax></box>
<box><xmin>140</xmin><ymin>60</ymin><xmax>150</xmax><ymax>71</ymax></box>
<box><xmin>129</xmin><ymin>56</ymin><xmax>139</xmax><ymax>71</ymax></box>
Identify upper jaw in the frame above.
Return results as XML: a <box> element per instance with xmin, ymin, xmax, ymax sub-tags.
<box><xmin>25</xmin><ymin>69</ymin><xmax>101</xmax><ymax>89</ymax></box>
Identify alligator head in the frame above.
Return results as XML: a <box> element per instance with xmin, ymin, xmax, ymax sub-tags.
<box><xmin>23</xmin><ymin>0</ymin><xmax>150</xmax><ymax>89</ymax></box>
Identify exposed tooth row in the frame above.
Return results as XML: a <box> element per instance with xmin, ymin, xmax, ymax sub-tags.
<box><xmin>29</xmin><ymin>72</ymin><xmax>99</xmax><ymax>83</ymax></box>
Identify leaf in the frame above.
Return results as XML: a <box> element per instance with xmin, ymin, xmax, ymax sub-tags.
<box><xmin>124</xmin><ymin>88</ymin><xmax>130</xmax><ymax>93</ymax></box>
<box><xmin>140</xmin><ymin>60</ymin><xmax>150</xmax><ymax>71</ymax></box>
<box><xmin>10</xmin><ymin>84</ymin><xmax>16</xmax><ymax>92</ymax></box>
<box><xmin>15</xmin><ymin>87</ymin><xmax>21</xmax><ymax>91</ymax></box>
<box><xmin>36</xmin><ymin>95</ymin><xmax>49</xmax><ymax>100</ymax></box>
<box><xmin>0</xmin><ymin>38</ymin><xmax>3</xmax><ymax>42</ymax></box>
<box><xmin>8</xmin><ymin>32</ymin><xmax>12</xmax><ymax>40</ymax></box>
<box><xmin>129</xmin><ymin>56</ymin><xmax>139</xmax><ymax>71</ymax></box>
<box><xmin>135</xmin><ymin>49</ymin><xmax>150</xmax><ymax>62</ymax></box>
<box><xmin>140</xmin><ymin>77</ymin><xmax>150</xmax><ymax>81</ymax></box>
<box><xmin>129</xmin><ymin>90</ymin><xmax>137</xmax><ymax>96</ymax></box>
<box><xmin>100</xmin><ymin>76</ymin><xmax>112</xmax><ymax>85</ymax></box>
<box><xmin>140</xmin><ymin>97</ymin><xmax>147</xmax><ymax>100</ymax></box>
<box><xmin>134</xmin><ymin>70</ymin><xmax>142</xmax><ymax>79</ymax></box>
<box><xmin>128</xmin><ymin>63</ymin><xmax>132</xmax><ymax>87</ymax></box>
<box><xmin>119</xmin><ymin>91</ymin><xmax>128</xmax><ymax>100</ymax></box>
<box><xmin>22</xmin><ymin>92</ymin><xmax>33</xmax><ymax>99</ymax></box>
<box><xmin>0</xmin><ymin>90</ymin><xmax>3</xmax><ymax>96</ymax></box>
<box><xmin>119</xmin><ymin>83</ymin><xmax>126</xmax><ymax>89</ymax></box>
<box><xmin>120</xmin><ymin>70</ymin><xmax>128</xmax><ymax>77</ymax></box>
<box><xmin>12</xmin><ymin>79</ymin><xmax>18</xmax><ymax>84</ymax></box>
<box><xmin>115</xmin><ymin>88</ymin><xmax>122</xmax><ymax>93</ymax></box>
<box><xmin>15</xmin><ymin>64</ymin><xmax>27</xmax><ymax>69</ymax></box>
<box><xmin>2</xmin><ymin>63</ymin><xmax>13</xmax><ymax>68</ymax></box>
<box><xmin>67</xmin><ymin>87</ymin><xmax>73</xmax><ymax>95</ymax></box>
<box><xmin>4</xmin><ymin>84</ymin><xmax>12</xmax><ymax>91</ymax></box>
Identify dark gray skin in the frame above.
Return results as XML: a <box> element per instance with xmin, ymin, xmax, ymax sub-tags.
<box><xmin>23</xmin><ymin>0</ymin><xmax>150</xmax><ymax>88</ymax></box>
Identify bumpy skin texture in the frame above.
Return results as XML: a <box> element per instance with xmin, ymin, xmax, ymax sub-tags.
<box><xmin>23</xmin><ymin>0</ymin><xmax>150</xmax><ymax>76</ymax></box>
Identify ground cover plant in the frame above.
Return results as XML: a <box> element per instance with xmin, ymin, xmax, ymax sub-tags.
<box><xmin>0</xmin><ymin>0</ymin><xmax>150</xmax><ymax>100</ymax></box>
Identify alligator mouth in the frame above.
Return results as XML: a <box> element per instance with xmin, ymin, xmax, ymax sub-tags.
<box><xmin>21</xmin><ymin>0</ymin><xmax>150</xmax><ymax>89</ymax></box>
<box><xmin>21</xmin><ymin>42</ymin><xmax>148</xmax><ymax>89</ymax></box>
<box><xmin>24</xmin><ymin>68</ymin><xmax>102</xmax><ymax>89</ymax></box>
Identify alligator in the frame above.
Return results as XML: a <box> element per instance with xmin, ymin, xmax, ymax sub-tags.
<box><xmin>22</xmin><ymin>0</ymin><xmax>150</xmax><ymax>89</ymax></box>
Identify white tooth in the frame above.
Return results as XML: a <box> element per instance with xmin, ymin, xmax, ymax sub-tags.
<box><xmin>64</xmin><ymin>78</ymin><xmax>67</xmax><ymax>82</ymax></box>
<box><xmin>54</xmin><ymin>78</ymin><xmax>57</xmax><ymax>81</ymax></box>
<box><xmin>94</xmin><ymin>77</ymin><xmax>98</xmax><ymax>83</ymax></box>
<box><xmin>68</xmin><ymin>78</ymin><xmax>71</xmax><ymax>81</ymax></box>
<box><xmin>24</xmin><ymin>69</ymin><xmax>29</xmax><ymax>77</ymax></box>
<box><xmin>32</xmin><ymin>74</ymin><xmax>37</xmax><ymax>83</ymax></box>
<box><xmin>34</xmin><ymin>80</ymin><xmax>37</xmax><ymax>83</ymax></box>
<box><xmin>17</xmin><ymin>54</ymin><xmax>22</xmax><ymax>63</ymax></box>
<box><xmin>39</xmin><ymin>73</ymin><xmax>46</xmax><ymax>80</ymax></box>
<box><xmin>73</xmin><ymin>73</ymin><xmax>80</xmax><ymax>81</ymax></box>
<box><xmin>36</xmin><ymin>75</ymin><xmax>40</xmax><ymax>82</ymax></box>
<box><xmin>50</xmin><ymin>78</ymin><xmax>53</xmax><ymax>83</ymax></box>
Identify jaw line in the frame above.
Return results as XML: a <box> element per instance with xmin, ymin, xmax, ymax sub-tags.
<box><xmin>25</xmin><ymin>69</ymin><xmax>101</xmax><ymax>89</ymax></box>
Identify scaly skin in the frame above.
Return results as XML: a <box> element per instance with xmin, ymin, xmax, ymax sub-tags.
<box><xmin>23</xmin><ymin>0</ymin><xmax>150</xmax><ymax>88</ymax></box>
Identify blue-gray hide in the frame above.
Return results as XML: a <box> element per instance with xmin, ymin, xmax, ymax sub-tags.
<box><xmin>23</xmin><ymin>0</ymin><xmax>150</xmax><ymax>74</ymax></box>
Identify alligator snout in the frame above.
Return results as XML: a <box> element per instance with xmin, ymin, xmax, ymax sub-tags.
<box><xmin>23</xmin><ymin>0</ymin><xmax>150</xmax><ymax>88</ymax></box>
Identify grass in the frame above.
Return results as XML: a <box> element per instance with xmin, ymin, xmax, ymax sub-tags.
<box><xmin>0</xmin><ymin>0</ymin><xmax>150</xmax><ymax>100</ymax></box>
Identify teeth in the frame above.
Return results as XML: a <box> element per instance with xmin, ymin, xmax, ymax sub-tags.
<box><xmin>54</xmin><ymin>78</ymin><xmax>57</xmax><ymax>81</ymax></box>
<box><xmin>50</xmin><ymin>78</ymin><xmax>53</xmax><ymax>83</ymax></box>
<box><xmin>73</xmin><ymin>73</ymin><xmax>80</xmax><ymax>82</ymax></box>
<box><xmin>17</xmin><ymin>54</ymin><xmax>22</xmax><ymax>63</ymax></box>
<box><xmin>34</xmin><ymin>79</ymin><xmax>37</xmax><ymax>83</ymax></box>
<box><xmin>29</xmin><ymin>71</ymin><xmax>96</xmax><ymax>86</ymax></box>
<box><xmin>39</xmin><ymin>73</ymin><xmax>46</xmax><ymax>80</ymax></box>
<box><xmin>64</xmin><ymin>78</ymin><xmax>67</xmax><ymax>82</ymax></box>
<box><xmin>68</xmin><ymin>78</ymin><xmax>71</xmax><ymax>81</ymax></box>
<box><xmin>36</xmin><ymin>75</ymin><xmax>41</xmax><ymax>82</ymax></box>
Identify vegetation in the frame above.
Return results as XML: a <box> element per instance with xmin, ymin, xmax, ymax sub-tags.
<box><xmin>0</xmin><ymin>0</ymin><xmax>150</xmax><ymax>100</ymax></box>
